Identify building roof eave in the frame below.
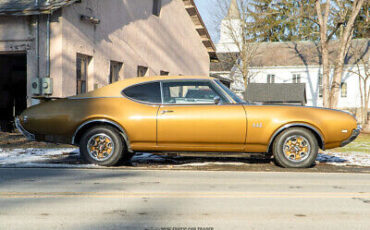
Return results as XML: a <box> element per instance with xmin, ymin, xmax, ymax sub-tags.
<box><xmin>182</xmin><ymin>0</ymin><xmax>218</xmax><ymax>62</ymax></box>
<box><xmin>0</xmin><ymin>0</ymin><xmax>79</xmax><ymax>16</ymax></box>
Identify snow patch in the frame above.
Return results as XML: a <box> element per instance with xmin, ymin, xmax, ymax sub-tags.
<box><xmin>0</xmin><ymin>148</ymin><xmax>79</xmax><ymax>166</ymax></box>
<box><xmin>0</xmin><ymin>147</ymin><xmax>369</xmax><ymax>168</ymax></box>
<box><xmin>317</xmin><ymin>151</ymin><xmax>370</xmax><ymax>167</ymax></box>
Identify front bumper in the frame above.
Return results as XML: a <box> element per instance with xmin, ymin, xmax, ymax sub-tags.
<box><xmin>15</xmin><ymin>117</ymin><xmax>35</xmax><ymax>141</ymax></box>
<box><xmin>340</xmin><ymin>125</ymin><xmax>362</xmax><ymax>147</ymax></box>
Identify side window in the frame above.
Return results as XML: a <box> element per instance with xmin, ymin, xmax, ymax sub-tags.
<box><xmin>137</xmin><ymin>66</ymin><xmax>149</xmax><ymax>77</ymax></box>
<box><xmin>123</xmin><ymin>82</ymin><xmax>161</xmax><ymax>103</ymax></box>
<box><xmin>162</xmin><ymin>81</ymin><xmax>227</xmax><ymax>104</ymax></box>
<box><xmin>76</xmin><ymin>54</ymin><xmax>91</xmax><ymax>94</ymax></box>
<box><xmin>267</xmin><ymin>74</ymin><xmax>275</xmax><ymax>83</ymax></box>
<box><xmin>292</xmin><ymin>73</ymin><xmax>301</xmax><ymax>83</ymax></box>
<box><xmin>152</xmin><ymin>0</ymin><xmax>162</xmax><ymax>16</ymax></box>
<box><xmin>318</xmin><ymin>73</ymin><xmax>323</xmax><ymax>97</ymax></box>
<box><xmin>341</xmin><ymin>82</ymin><xmax>347</xmax><ymax>97</ymax></box>
<box><xmin>109</xmin><ymin>61</ymin><xmax>123</xmax><ymax>84</ymax></box>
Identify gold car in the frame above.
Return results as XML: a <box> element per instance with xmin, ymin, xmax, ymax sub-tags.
<box><xmin>16</xmin><ymin>76</ymin><xmax>360</xmax><ymax>168</ymax></box>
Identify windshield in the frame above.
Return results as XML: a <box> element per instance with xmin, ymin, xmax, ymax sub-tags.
<box><xmin>214</xmin><ymin>80</ymin><xmax>246</xmax><ymax>104</ymax></box>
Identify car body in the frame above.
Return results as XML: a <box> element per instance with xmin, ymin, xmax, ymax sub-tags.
<box><xmin>16</xmin><ymin>76</ymin><xmax>361</xmax><ymax>167</ymax></box>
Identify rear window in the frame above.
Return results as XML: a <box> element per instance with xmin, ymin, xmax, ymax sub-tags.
<box><xmin>123</xmin><ymin>82</ymin><xmax>161</xmax><ymax>103</ymax></box>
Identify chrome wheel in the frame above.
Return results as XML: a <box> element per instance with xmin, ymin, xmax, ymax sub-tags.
<box><xmin>283</xmin><ymin>135</ymin><xmax>311</xmax><ymax>163</ymax></box>
<box><xmin>87</xmin><ymin>133</ymin><xmax>115</xmax><ymax>161</ymax></box>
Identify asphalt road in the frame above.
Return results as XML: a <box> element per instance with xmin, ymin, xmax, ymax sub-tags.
<box><xmin>0</xmin><ymin>168</ymin><xmax>369</xmax><ymax>230</ymax></box>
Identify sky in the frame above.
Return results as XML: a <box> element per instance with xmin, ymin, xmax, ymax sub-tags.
<box><xmin>194</xmin><ymin>0</ymin><xmax>228</xmax><ymax>43</ymax></box>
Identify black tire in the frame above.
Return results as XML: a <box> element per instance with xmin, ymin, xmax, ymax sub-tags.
<box><xmin>80</xmin><ymin>125</ymin><xmax>124</xmax><ymax>166</ymax></box>
<box><xmin>272</xmin><ymin>127</ymin><xmax>318</xmax><ymax>168</ymax></box>
<box><xmin>117</xmin><ymin>133</ymin><xmax>135</xmax><ymax>164</ymax></box>
<box><xmin>119</xmin><ymin>150</ymin><xmax>135</xmax><ymax>164</ymax></box>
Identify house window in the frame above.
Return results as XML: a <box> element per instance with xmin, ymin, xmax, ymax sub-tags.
<box><xmin>318</xmin><ymin>74</ymin><xmax>323</xmax><ymax>97</ymax></box>
<box><xmin>160</xmin><ymin>70</ymin><xmax>169</xmax><ymax>76</ymax></box>
<box><xmin>109</xmin><ymin>61</ymin><xmax>123</xmax><ymax>84</ymax></box>
<box><xmin>137</xmin><ymin>66</ymin><xmax>149</xmax><ymax>77</ymax></box>
<box><xmin>292</xmin><ymin>74</ymin><xmax>301</xmax><ymax>83</ymax></box>
<box><xmin>152</xmin><ymin>0</ymin><xmax>162</xmax><ymax>16</ymax></box>
<box><xmin>76</xmin><ymin>54</ymin><xmax>91</xmax><ymax>95</ymax></box>
<box><xmin>341</xmin><ymin>82</ymin><xmax>347</xmax><ymax>97</ymax></box>
<box><xmin>267</xmin><ymin>74</ymin><xmax>275</xmax><ymax>83</ymax></box>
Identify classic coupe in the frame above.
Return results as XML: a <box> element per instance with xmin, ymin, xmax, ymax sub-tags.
<box><xmin>16</xmin><ymin>76</ymin><xmax>361</xmax><ymax>168</ymax></box>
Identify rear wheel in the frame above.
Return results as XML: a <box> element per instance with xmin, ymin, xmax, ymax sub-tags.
<box><xmin>80</xmin><ymin>126</ymin><xmax>123</xmax><ymax>166</ymax></box>
<box><xmin>272</xmin><ymin>127</ymin><xmax>318</xmax><ymax>168</ymax></box>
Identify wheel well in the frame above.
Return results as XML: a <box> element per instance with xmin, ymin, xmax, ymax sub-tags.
<box><xmin>268</xmin><ymin>125</ymin><xmax>324</xmax><ymax>153</ymax></box>
<box><xmin>73</xmin><ymin>121</ymin><xmax>128</xmax><ymax>147</ymax></box>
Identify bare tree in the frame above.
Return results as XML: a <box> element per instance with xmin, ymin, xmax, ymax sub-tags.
<box><xmin>314</xmin><ymin>0</ymin><xmax>332</xmax><ymax>108</ymax></box>
<box><xmin>214</xmin><ymin>0</ymin><xmax>260</xmax><ymax>93</ymax></box>
<box><xmin>329</xmin><ymin>0</ymin><xmax>366</xmax><ymax>108</ymax></box>
<box><xmin>314</xmin><ymin>0</ymin><xmax>366</xmax><ymax>108</ymax></box>
<box><xmin>213</xmin><ymin>0</ymin><xmax>367</xmax><ymax>106</ymax></box>
<box><xmin>347</xmin><ymin>40</ymin><xmax>370</xmax><ymax>125</ymax></box>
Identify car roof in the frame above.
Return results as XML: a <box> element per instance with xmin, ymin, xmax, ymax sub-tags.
<box><xmin>70</xmin><ymin>76</ymin><xmax>215</xmax><ymax>98</ymax></box>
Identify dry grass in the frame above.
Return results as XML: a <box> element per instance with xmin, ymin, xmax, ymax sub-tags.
<box><xmin>330</xmin><ymin>134</ymin><xmax>370</xmax><ymax>154</ymax></box>
<box><xmin>0</xmin><ymin>132</ymin><xmax>73</xmax><ymax>149</ymax></box>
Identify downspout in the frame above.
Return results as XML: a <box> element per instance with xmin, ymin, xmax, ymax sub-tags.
<box><xmin>35</xmin><ymin>0</ymin><xmax>39</xmax><ymax>78</ymax></box>
<box><xmin>46</xmin><ymin>13</ymin><xmax>50</xmax><ymax>78</ymax></box>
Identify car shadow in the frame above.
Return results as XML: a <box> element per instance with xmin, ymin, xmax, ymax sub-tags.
<box><xmin>316</xmin><ymin>153</ymin><xmax>348</xmax><ymax>164</ymax></box>
<box><xmin>125</xmin><ymin>152</ymin><xmax>273</xmax><ymax>166</ymax></box>
<box><xmin>1</xmin><ymin>146</ymin><xmax>352</xmax><ymax>169</ymax></box>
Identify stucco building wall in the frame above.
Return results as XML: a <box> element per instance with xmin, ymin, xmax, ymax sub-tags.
<box><xmin>53</xmin><ymin>0</ymin><xmax>209</xmax><ymax>97</ymax></box>
<box><xmin>0</xmin><ymin>0</ymin><xmax>211</xmax><ymax>101</ymax></box>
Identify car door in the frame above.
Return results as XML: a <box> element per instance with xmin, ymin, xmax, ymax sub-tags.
<box><xmin>157</xmin><ymin>79</ymin><xmax>247</xmax><ymax>152</ymax></box>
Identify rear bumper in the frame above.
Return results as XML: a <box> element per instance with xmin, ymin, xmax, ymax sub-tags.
<box><xmin>15</xmin><ymin>117</ymin><xmax>35</xmax><ymax>141</ymax></box>
<box><xmin>340</xmin><ymin>125</ymin><xmax>361</xmax><ymax>147</ymax></box>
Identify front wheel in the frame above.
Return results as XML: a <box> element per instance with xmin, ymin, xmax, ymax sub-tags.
<box><xmin>272</xmin><ymin>127</ymin><xmax>318</xmax><ymax>168</ymax></box>
<box><xmin>80</xmin><ymin>126</ymin><xmax>123</xmax><ymax>166</ymax></box>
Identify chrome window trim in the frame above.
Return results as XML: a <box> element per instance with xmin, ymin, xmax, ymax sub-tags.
<box><xmin>119</xmin><ymin>78</ymin><xmax>234</xmax><ymax>106</ymax></box>
<box><xmin>160</xmin><ymin>81</ymin><xmax>164</xmax><ymax>104</ymax></box>
<box><xmin>213</xmin><ymin>79</ymin><xmax>245</xmax><ymax>104</ymax></box>
<box><xmin>210</xmin><ymin>80</ymin><xmax>235</xmax><ymax>104</ymax></box>
<box><xmin>267</xmin><ymin>123</ymin><xmax>325</xmax><ymax>150</ymax></box>
<box><xmin>72</xmin><ymin>119</ymin><xmax>132</xmax><ymax>152</ymax></box>
<box><xmin>158</xmin><ymin>103</ymin><xmax>243</xmax><ymax>107</ymax></box>
<box><xmin>68</xmin><ymin>96</ymin><xmax>123</xmax><ymax>100</ymax></box>
<box><xmin>160</xmin><ymin>79</ymin><xmax>233</xmax><ymax>105</ymax></box>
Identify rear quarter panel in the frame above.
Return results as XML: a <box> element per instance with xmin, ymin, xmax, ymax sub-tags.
<box><xmin>22</xmin><ymin>98</ymin><xmax>159</xmax><ymax>145</ymax></box>
<box><xmin>244</xmin><ymin>105</ymin><xmax>357</xmax><ymax>152</ymax></box>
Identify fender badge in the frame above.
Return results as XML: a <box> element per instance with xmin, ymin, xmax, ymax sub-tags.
<box><xmin>341</xmin><ymin>129</ymin><xmax>348</xmax><ymax>133</ymax></box>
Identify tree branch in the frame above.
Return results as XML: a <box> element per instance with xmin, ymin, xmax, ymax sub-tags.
<box><xmin>327</xmin><ymin>22</ymin><xmax>344</xmax><ymax>41</ymax></box>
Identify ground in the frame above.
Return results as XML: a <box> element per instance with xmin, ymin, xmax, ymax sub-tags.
<box><xmin>1</xmin><ymin>169</ymin><xmax>369</xmax><ymax>230</ymax></box>
<box><xmin>0</xmin><ymin>132</ymin><xmax>369</xmax><ymax>173</ymax></box>
<box><xmin>1</xmin><ymin>133</ymin><xmax>369</xmax><ymax>229</ymax></box>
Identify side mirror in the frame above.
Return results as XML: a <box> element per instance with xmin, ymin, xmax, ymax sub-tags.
<box><xmin>214</xmin><ymin>96</ymin><xmax>221</xmax><ymax>105</ymax></box>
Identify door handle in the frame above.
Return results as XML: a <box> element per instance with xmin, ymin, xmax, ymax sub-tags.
<box><xmin>160</xmin><ymin>110</ymin><xmax>174</xmax><ymax>114</ymax></box>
